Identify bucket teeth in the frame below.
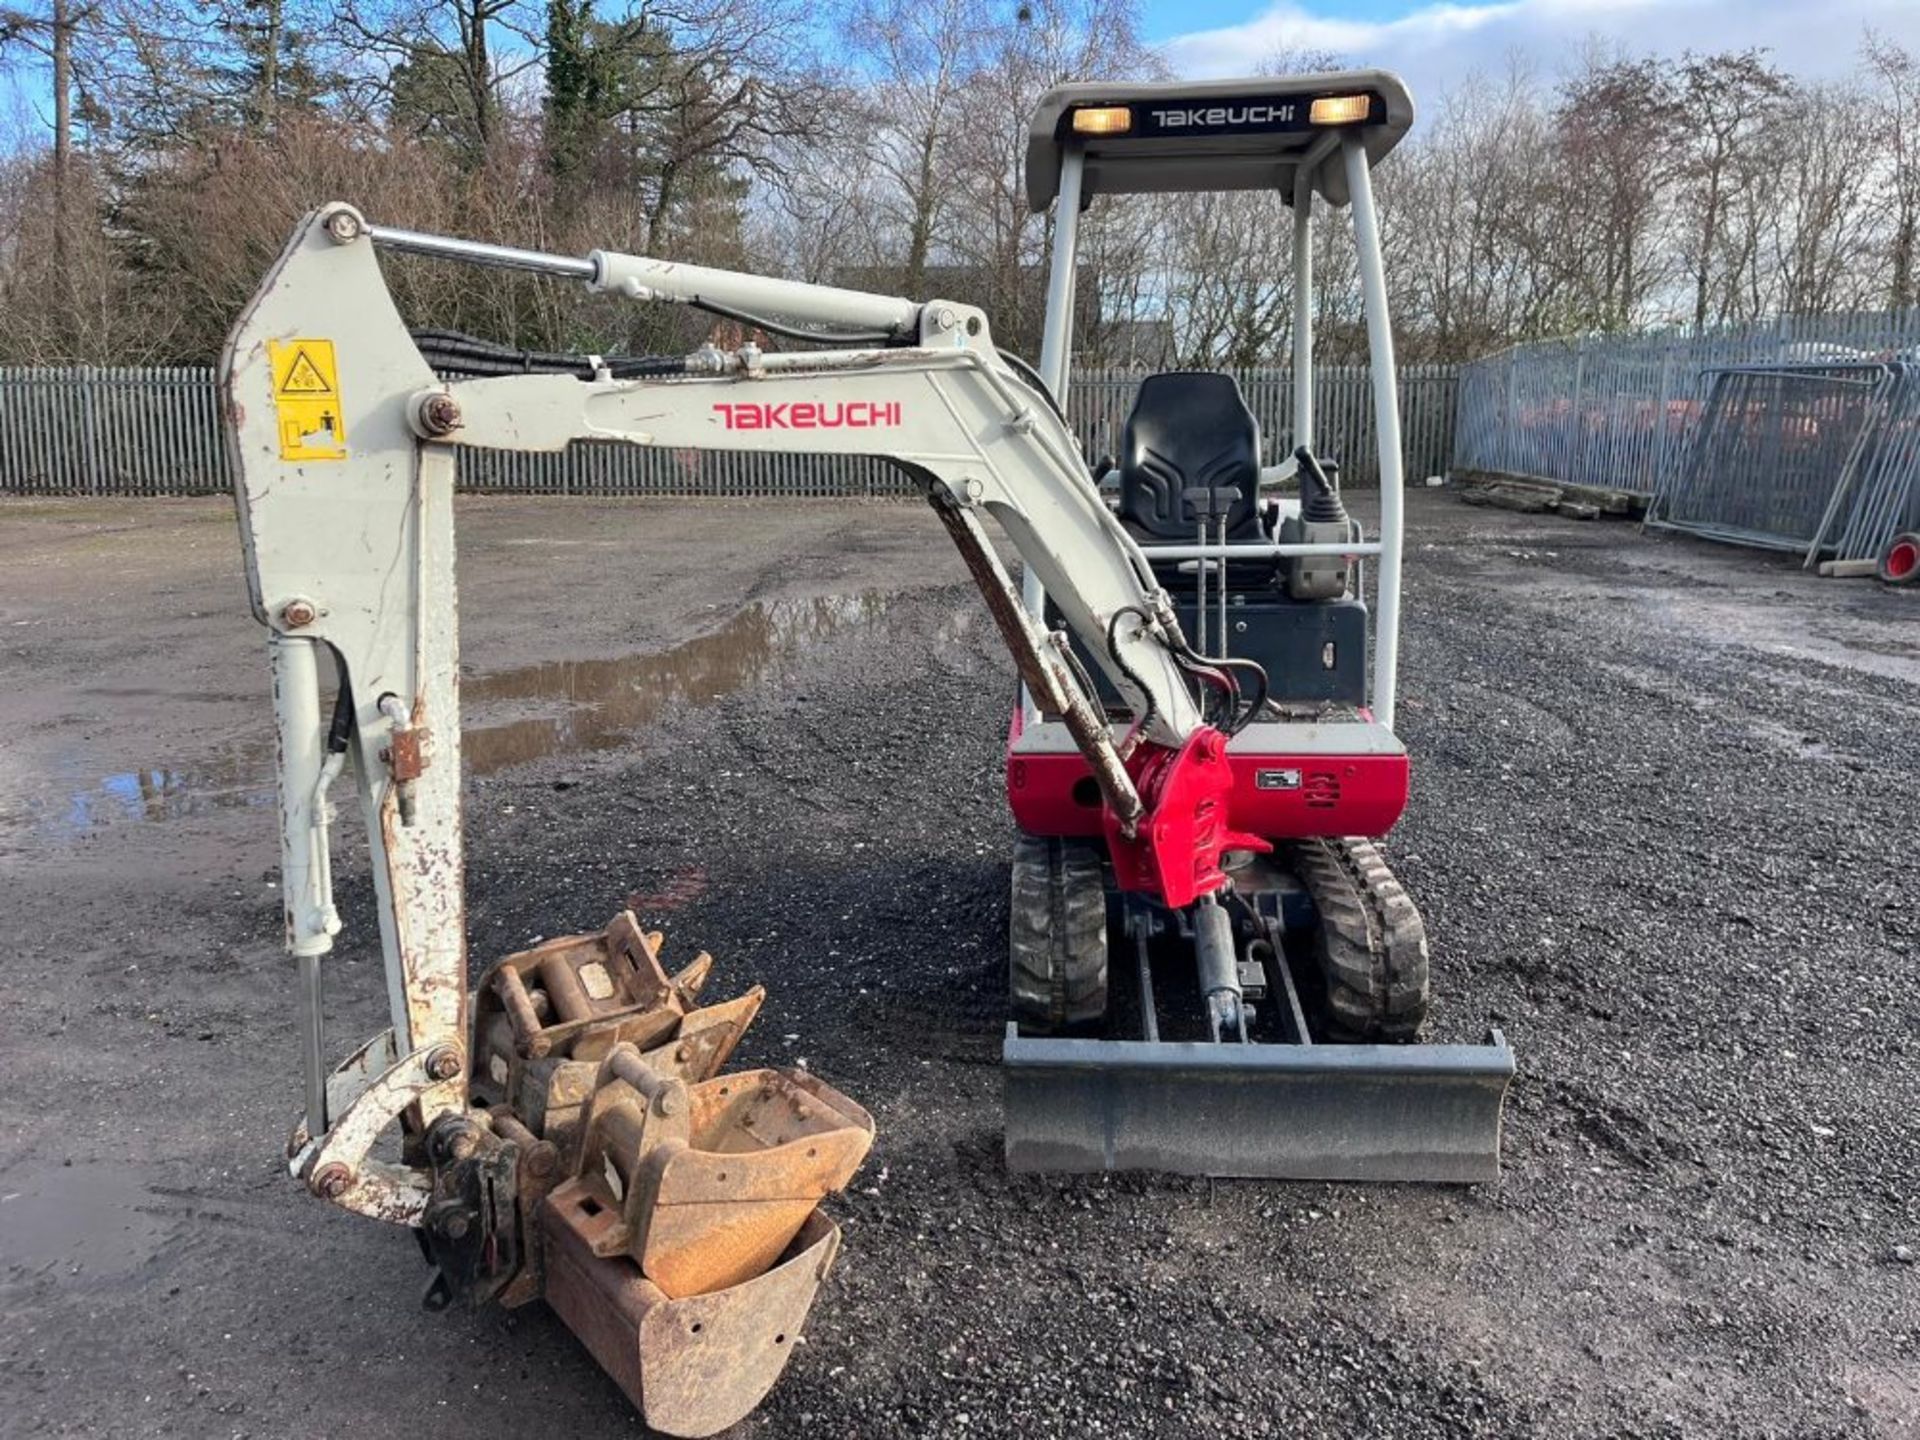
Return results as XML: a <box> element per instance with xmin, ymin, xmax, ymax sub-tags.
<box><xmin>667</xmin><ymin>948</ymin><xmax>714</xmax><ymax>1006</ymax></box>
<box><xmin>453</xmin><ymin>915</ymin><xmax>869</xmax><ymax>1434</ymax></box>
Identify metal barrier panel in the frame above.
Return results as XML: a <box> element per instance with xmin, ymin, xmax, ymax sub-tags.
<box><xmin>1830</xmin><ymin>364</ymin><xmax>1920</xmax><ymax>564</ymax></box>
<box><xmin>0</xmin><ymin>365</ymin><xmax>231</xmax><ymax>495</ymax></box>
<box><xmin>0</xmin><ymin>363</ymin><xmax>1458</xmax><ymax>498</ymax></box>
<box><xmin>1646</xmin><ymin>365</ymin><xmax>1890</xmax><ymax>553</ymax></box>
<box><xmin>1451</xmin><ymin>308</ymin><xmax>1920</xmax><ymax>497</ymax></box>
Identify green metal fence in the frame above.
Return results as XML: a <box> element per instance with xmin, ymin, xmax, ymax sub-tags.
<box><xmin>1</xmin><ymin>363</ymin><xmax>1457</xmax><ymax>497</ymax></box>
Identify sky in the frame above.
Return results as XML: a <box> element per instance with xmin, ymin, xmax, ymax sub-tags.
<box><xmin>1149</xmin><ymin>0</ymin><xmax>1920</xmax><ymax>99</ymax></box>
<box><xmin>7</xmin><ymin>0</ymin><xmax>1920</xmax><ymax>151</ymax></box>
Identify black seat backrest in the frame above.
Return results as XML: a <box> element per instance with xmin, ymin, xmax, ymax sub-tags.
<box><xmin>1118</xmin><ymin>372</ymin><xmax>1262</xmax><ymax>541</ymax></box>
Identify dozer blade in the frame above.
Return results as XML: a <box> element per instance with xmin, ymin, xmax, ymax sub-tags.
<box><xmin>1003</xmin><ymin>1026</ymin><xmax>1513</xmax><ymax>1182</ymax></box>
<box><xmin>543</xmin><ymin>1187</ymin><xmax>842</xmax><ymax>1439</ymax></box>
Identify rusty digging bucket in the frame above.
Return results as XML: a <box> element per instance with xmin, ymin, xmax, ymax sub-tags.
<box><xmin>544</xmin><ymin>1194</ymin><xmax>844</xmax><ymax>1436</ymax></box>
<box><xmin>464</xmin><ymin>916</ymin><xmax>873</xmax><ymax>1436</ymax></box>
<box><xmin>544</xmin><ymin>1053</ymin><xmax>874</xmax><ymax>1434</ymax></box>
<box><xmin>470</xmin><ymin>912</ymin><xmax>766</xmax><ymax>1160</ymax></box>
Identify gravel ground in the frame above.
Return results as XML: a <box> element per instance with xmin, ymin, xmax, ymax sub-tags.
<box><xmin>0</xmin><ymin>491</ymin><xmax>1916</xmax><ymax>1439</ymax></box>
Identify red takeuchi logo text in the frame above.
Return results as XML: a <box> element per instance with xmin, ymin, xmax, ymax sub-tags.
<box><xmin>712</xmin><ymin>401</ymin><xmax>902</xmax><ymax>430</ymax></box>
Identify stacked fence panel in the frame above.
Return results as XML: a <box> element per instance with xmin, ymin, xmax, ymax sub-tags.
<box><xmin>1452</xmin><ymin>309</ymin><xmax>1920</xmax><ymax>565</ymax></box>
<box><xmin>1645</xmin><ymin>365</ymin><xmax>1891</xmax><ymax>552</ymax></box>
<box><xmin>1643</xmin><ymin>361</ymin><xmax>1920</xmax><ymax>565</ymax></box>
<box><xmin>1</xmin><ymin>362</ymin><xmax>1456</xmax><ymax>499</ymax></box>
<box><xmin>1451</xmin><ymin>308</ymin><xmax>1920</xmax><ymax>497</ymax></box>
<box><xmin>1834</xmin><ymin>364</ymin><xmax>1920</xmax><ymax>562</ymax></box>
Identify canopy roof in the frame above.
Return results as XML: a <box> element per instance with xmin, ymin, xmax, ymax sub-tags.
<box><xmin>1025</xmin><ymin>71</ymin><xmax>1414</xmax><ymax>213</ymax></box>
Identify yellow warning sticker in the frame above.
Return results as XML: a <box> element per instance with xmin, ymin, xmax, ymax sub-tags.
<box><xmin>268</xmin><ymin>338</ymin><xmax>347</xmax><ymax>461</ymax></box>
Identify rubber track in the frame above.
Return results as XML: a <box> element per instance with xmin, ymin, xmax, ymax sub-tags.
<box><xmin>1009</xmin><ymin>835</ymin><xmax>1108</xmax><ymax>1032</ymax></box>
<box><xmin>1289</xmin><ymin>837</ymin><xmax>1430</xmax><ymax>1041</ymax></box>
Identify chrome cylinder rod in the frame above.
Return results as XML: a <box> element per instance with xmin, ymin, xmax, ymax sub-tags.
<box><xmin>1193</xmin><ymin>897</ymin><xmax>1245</xmax><ymax>1042</ymax></box>
<box><xmin>269</xmin><ymin>633</ymin><xmax>333</xmax><ymax>1138</ymax></box>
<box><xmin>366</xmin><ymin>222</ymin><xmax>920</xmax><ymax>334</ymax></box>
<box><xmin>366</xmin><ymin>224</ymin><xmax>598</xmax><ymax>280</ymax></box>
<box><xmin>296</xmin><ymin>954</ymin><xmax>327</xmax><ymax>1139</ymax></box>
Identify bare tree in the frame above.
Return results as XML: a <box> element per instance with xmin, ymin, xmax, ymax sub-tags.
<box><xmin>333</xmin><ymin>0</ymin><xmax>542</xmax><ymax>158</ymax></box>
<box><xmin>542</xmin><ymin>0</ymin><xmax>829</xmax><ymax>257</ymax></box>
<box><xmin>1675</xmin><ymin>49</ymin><xmax>1793</xmax><ymax>331</ymax></box>
<box><xmin>1551</xmin><ymin>48</ymin><xmax>1680</xmax><ymax>331</ymax></box>
<box><xmin>843</xmin><ymin>0</ymin><xmax>987</xmax><ymax>295</ymax></box>
<box><xmin>1863</xmin><ymin>30</ymin><xmax>1920</xmax><ymax>310</ymax></box>
<box><xmin>1391</xmin><ymin>65</ymin><xmax>1554</xmax><ymax>356</ymax></box>
<box><xmin>1767</xmin><ymin>78</ymin><xmax>1881</xmax><ymax>315</ymax></box>
<box><xmin>0</xmin><ymin>0</ymin><xmax>101</xmax><ymax>248</ymax></box>
<box><xmin>8</xmin><ymin>4</ymin><xmax>1920</xmax><ymax>368</ymax></box>
<box><xmin>943</xmin><ymin>0</ymin><xmax>1158</xmax><ymax>356</ymax></box>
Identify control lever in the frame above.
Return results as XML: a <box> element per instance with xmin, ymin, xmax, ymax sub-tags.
<box><xmin>1293</xmin><ymin>446</ymin><xmax>1350</xmax><ymax>523</ymax></box>
<box><xmin>1182</xmin><ymin>484</ymin><xmax>1239</xmax><ymax>657</ymax></box>
<box><xmin>1281</xmin><ymin>447</ymin><xmax>1354</xmax><ymax>601</ymax></box>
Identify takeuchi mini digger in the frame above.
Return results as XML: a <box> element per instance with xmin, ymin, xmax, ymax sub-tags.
<box><xmin>222</xmin><ymin>69</ymin><xmax>1511</xmax><ymax>1434</ymax></box>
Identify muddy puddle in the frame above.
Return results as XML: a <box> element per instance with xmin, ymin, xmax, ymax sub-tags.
<box><xmin>4</xmin><ymin>592</ymin><xmax>890</xmax><ymax>843</ymax></box>
<box><xmin>0</xmin><ymin>1162</ymin><xmax>171</xmax><ymax>1284</ymax></box>
<box><xmin>462</xmin><ymin>590</ymin><xmax>889</xmax><ymax>771</ymax></box>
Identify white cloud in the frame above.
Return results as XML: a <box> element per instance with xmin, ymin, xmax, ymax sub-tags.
<box><xmin>1164</xmin><ymin>0</ymin><xmax>1920</xmax><ymax>98</ymax></box>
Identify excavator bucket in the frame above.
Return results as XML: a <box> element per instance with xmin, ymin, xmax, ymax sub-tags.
<box><xmin>446</xmin><ymin>917</ymin><xmax>870</xmax><ymax>1434</ymax></box>
<box><xmin>571</xmin><ymin>1057</ymin><xmax>876</xmax><ymax>1296</ymax></box>
<box><xmin>537</xmin><ymin>1044</ymin><xmax>874</xmax><ymax>1435</ymax></box>
<box><xmin>543</xmin><ymin>1191</ymin><xmax>843</xmax><ymax>1437</ymax></box>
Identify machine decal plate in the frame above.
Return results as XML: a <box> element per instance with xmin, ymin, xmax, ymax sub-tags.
<box><xmin>1255</xmin><ymin>768</ymin><xmax>1303</xmax><ymax>791</ymax></box>
<box><xmin>268</xmin><ymin>338</ymin><xmax>347</xmax><ymax>462</ymax></box>
<box><xmin>1126</xmin><ymin>93</ymin><xmax>1382</xmax><ymax>141</ymax></box>
<box><xmin>712</xmin><ymin>401</ymin><xmax>902</xmax><ymax>431</ymax></box>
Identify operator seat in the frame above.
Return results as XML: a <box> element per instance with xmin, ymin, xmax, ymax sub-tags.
<box><xmin>1118</xmin><ymin>372</ymin><xmax>1263</xmax><ymax>543</ymax></box>
<box><xmin>1058</xmin><ymin>369</ymin><xmax>1368</xmax><ymax>707</ymax></box>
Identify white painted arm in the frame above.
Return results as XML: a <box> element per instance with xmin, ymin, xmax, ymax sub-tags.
<box><xmin>221</xmin><ymin>204</ymin><xmax>1226</xmax><ymax>1186</ymax></box>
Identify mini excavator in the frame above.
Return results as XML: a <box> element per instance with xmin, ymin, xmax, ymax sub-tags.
<box><xmin>224</xmin><ymin>70</ymin><xmax>1510</xmax><ymax>1435</ymax></box>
